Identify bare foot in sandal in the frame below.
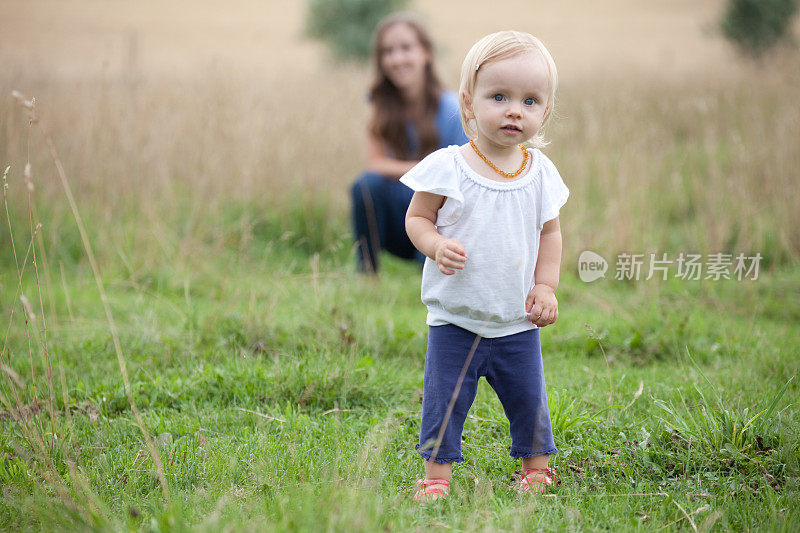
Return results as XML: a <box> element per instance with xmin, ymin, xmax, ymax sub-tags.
<box><xmin>517</xmin><ymin>467</ymin><xmax>558</xmax><ymax>493</ymax></box>
<box><xmin>413</xmin><ymin>478</ymin><xmax>450</xmax><ymax>501</ymax></box>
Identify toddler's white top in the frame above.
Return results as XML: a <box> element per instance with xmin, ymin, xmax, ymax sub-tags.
<box><xmin>400</xmin><ymin>145</ymin><xmax>569</xmax><ymax>338</ymax></box>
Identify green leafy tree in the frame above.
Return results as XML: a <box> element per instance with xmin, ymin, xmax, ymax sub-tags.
<box><xmin>721</xmin><ymin>0</ymin><xmax>798</xmax><ymax>57</ymax></box>
<box><xmin>305</xmin><ymin>0</ymin><xmax>410</xmax><ymax>62</ymax></box>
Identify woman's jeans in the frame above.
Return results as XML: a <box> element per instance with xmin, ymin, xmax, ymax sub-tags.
<box><xmin>351</xmin><ymin>171</ymin><xmax>425</xmax><ymax>273</ymax></box>
<box><xmin>416</xmin><ymin>324</ymin><xmax>559</xmax><ymax>463</ymax></box>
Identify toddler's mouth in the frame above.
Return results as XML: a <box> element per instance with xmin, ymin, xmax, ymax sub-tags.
<box><xmin>502</xmin><ymin>125</ymin><xmax>522</xmax><ymax>134</ymax></box>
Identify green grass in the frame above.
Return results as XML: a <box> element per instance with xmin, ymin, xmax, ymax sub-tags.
<box><xmin>1</xmin><ymin>211</ymin><xmax>798</xmax><ymax>531</ymax></box>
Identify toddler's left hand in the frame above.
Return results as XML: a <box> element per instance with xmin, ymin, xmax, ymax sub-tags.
<box><xmin>525</xmin><ymin>284</ymin><xmax>558</xmax><ymax>327</ymax></box>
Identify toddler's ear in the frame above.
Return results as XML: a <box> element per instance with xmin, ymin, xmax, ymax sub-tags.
<box><xmin>461</xmin><ymin>91</ymin><xmax>474</xmax><ymax>119</ymax></box>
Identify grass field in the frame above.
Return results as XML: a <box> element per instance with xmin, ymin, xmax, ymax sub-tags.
<box><xmin>1</xmin><ymin>1</ymin><xmax>800</xmax><ymax>531</ymax></box>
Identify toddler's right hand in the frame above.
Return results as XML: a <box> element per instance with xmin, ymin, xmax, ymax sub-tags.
<box><xmin>434</xmin><ymin>238</ymin><xmax>467</xmax><ymax>275</ymax></box>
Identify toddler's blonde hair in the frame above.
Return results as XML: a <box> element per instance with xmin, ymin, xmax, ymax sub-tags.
<box><xmin>458</xmin><ymin>31</ymin><xmax>558</xmax><ymax>148</ymax></box>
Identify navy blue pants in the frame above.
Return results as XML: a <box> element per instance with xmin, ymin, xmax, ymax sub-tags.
<box><xmin>350</xmin><ymin>171</ymin><xmax>426</xmax><ymax>273</ymax></box>
<box><xmin>416</xmin><ymin>324</ymin><xmax>558</xmax><ymax>463</ymax></box>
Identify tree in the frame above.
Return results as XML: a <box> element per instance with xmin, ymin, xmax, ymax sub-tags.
<box><xmin>305</xmin><ymin>0</ymin><xmax>410</xmax><ymax>62</ymax></box>
<box><xmin>721</xmin><ymin>0</ymin><xmax>799</xmax><ymax>57</ymax></box>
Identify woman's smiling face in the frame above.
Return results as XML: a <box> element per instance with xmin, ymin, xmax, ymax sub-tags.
<box><xmin>378</xmin><ymin>22</ymin><xmax>430</xmax><ymax>93</ymax></box>
<box><xmin>465</xmin><ymin>51</ymin><xmax>551</xmax><ymax>148</ymax></box>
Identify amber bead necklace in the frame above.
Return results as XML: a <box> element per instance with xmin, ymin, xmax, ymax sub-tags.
<box><xmin>469</xmin><ymin>139</ymin><xmax>529</xmax><ymax>178</ymax></box>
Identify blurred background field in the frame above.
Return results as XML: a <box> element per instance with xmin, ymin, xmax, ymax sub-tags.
<box><xmin>1</xmin><ymin>0</ymin><xmax>799</xmax><ymax>530</ymax></box>
<box><xmin>2</xmin><ymin>0</ymin><xmax>799</xmax><ymax>269</ymax></box>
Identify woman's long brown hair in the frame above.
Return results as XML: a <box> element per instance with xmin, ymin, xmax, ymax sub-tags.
<box><xmin>368</xmin><ymin>13</ymin><xmax>443</xmax><ymax>161</ymax></box>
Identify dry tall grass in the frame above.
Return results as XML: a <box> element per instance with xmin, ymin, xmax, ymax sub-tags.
<box><xmin>3</xmin><ymin>61</ymin><xmax>798</xmax><ymax>270</ymax></box>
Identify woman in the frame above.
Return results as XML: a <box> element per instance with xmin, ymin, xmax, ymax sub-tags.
<box><xmin>351</xmin><ymin>12</ymin><xmax>468</xmax><ymax>273</ymax></box>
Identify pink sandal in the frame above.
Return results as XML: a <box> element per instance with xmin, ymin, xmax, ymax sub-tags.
<box><xmin>517</xmin><ymin>467</ymin><xmax>559</xmax><ymax>493</ymax></box>
<box><xmin>413</xmin><ymin>478</ymin><xmax>450</xmax><ymax>502</ymax></box>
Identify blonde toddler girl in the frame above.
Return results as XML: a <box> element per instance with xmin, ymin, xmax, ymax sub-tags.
<box><xmin>400</xmin><ymin>30</ymin><xmax>568</xmax><ymax>501</ymax></box>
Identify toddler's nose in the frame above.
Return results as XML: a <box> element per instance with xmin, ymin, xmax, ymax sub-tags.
<box><xmin>506</xmin><ymin>103</ymin><xmax>522</xmax><ymax>117</ymax></box>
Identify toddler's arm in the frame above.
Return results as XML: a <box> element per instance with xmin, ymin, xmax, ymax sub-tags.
<box><xmin>406</xmin><ymin>192</ymin><xmax>467</xmax><ymax>275</ymax></box>
<box><xmin>526</xmin><ymin>217</ymin><xmax>562</xmax><ymax>327</ymax></box>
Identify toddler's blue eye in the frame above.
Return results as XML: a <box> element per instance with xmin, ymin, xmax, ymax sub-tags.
<box><xmin>493</xmin><ymin>94</ymin><xmax>504</xmax><ymax>101</ymax></box>
<box><xmin>524</xmin><ymin>97</ymin><xmax>536</xmax><ymax>106</ymax></box>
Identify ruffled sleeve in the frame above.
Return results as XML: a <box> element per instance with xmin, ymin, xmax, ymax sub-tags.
<box><xmin>400</xmin><ymin>147</ymin><xmax>464</xmax><ymax>227</ymax></box>
<box><xmin>538</xmin><ymin>152</ymin><xmax>569</xmax><ymax>229</ymax></box>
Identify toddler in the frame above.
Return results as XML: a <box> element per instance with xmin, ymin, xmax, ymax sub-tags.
<box><xmin>400</xmin><ymin>30</ymin><xmax>568</xmax><ymax>501</ymax></box>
